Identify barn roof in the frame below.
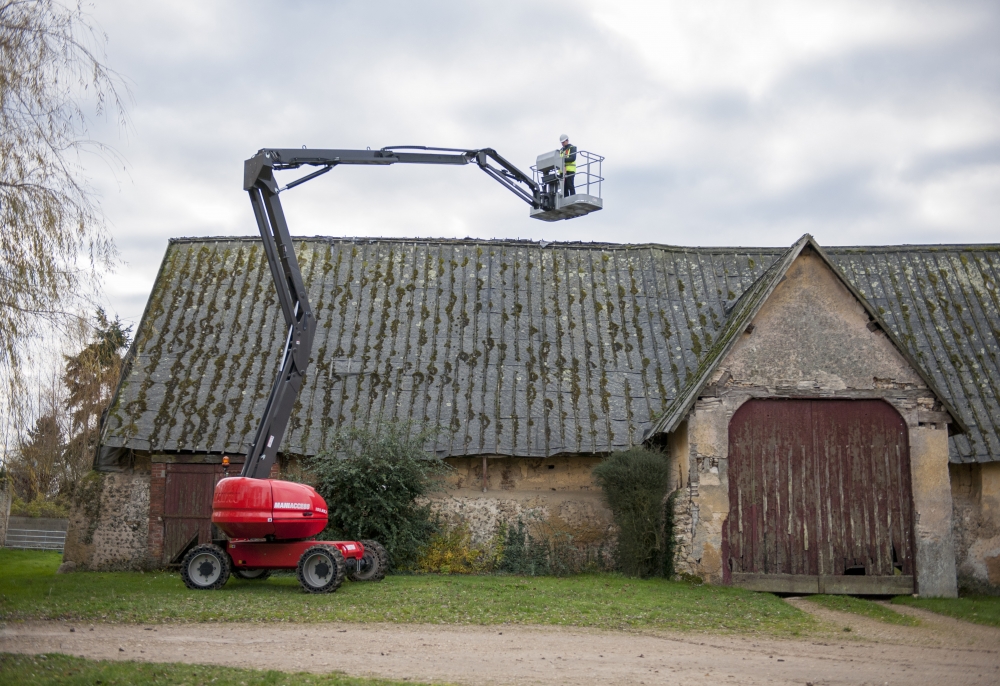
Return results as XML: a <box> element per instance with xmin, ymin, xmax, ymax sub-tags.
<box><xmin>100</xmin><ymin>235</ymin><xmax>1000</xmax><ymax>464</ymax></box>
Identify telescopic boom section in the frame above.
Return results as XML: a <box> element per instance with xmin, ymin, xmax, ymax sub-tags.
<box><xmin>239</xmin><ymin>146</ymin><xmax>560</xmax><ymax>478</ymax></box>
<box><xmin>240</xmin><ymin>157</ymin><xmax>315</xmax><ymax>478</ymax></box>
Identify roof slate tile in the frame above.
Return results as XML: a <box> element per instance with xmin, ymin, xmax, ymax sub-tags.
<box><xmin>100</xmin><ymin>237</ymin><xmax>1000</xmax><ymax>463</ymax></box>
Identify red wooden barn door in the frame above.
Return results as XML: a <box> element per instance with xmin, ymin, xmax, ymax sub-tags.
<box><xmin>724</xmin><ymin>399</ymin><xmax>915</xmax><ymax>594</ymax></box>
<box><xmin>162</xmin><ymin>463</ymin><xmax>224</xmax><ymax>564</ymax></box>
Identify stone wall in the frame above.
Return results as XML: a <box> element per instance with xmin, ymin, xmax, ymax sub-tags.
<box><xmin>668</xmin><ymin>250</ymin><xmax>958</xmax><ymax>596</ymax></box>
<box><xmin>63</xmin><ymin>469</ymin><xmax>152</xmax><ymax>571</ymax></box>
<box><xmin>951</xmin><ymin>462</ymin><xmax>1000</xmax><ymax>594</ymax></box>
<box><xmin>430</xmin><ymin>455</ymin><xmax>615</xmax><ymax>565</ymax></box>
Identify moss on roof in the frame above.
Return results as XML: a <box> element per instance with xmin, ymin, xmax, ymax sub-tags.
<box><xmin>100</xmin><ymin>236</ymin><xmax>1000</xmax><ymax>463</ymax></box>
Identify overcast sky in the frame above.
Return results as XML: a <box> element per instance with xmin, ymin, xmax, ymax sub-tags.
<box><xmin>82</xmin><ymin>0</ymin><xmax>999</xmax><ymax>326</ymax></box>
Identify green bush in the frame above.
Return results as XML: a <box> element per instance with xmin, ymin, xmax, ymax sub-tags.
<box><xmin>415</xmin><ymin>522</ymin><xmax>504</xmax><ymax>574</ymax></box>
<box><xmin>497</xmin><ymin>519</ymin><xmax>612</xmax><ymax>576</ymax></box>
<box><xmin>9</xmin><ymin>496</ymin><xmax>68</xmax><ymax>519</ymax></box>
<box><xmin>592</xmin><ymin>447</ymin><xmax>671</xmax><ymax>578</ymax></box>
<box><xmin>662</xmin><ymin>489</ymin><xmax>679</xmax><ymax>579</ymax></box>
<box><xmin>306</xmin><ymin>421</ymin><xmax>448</xmax><ymax>571</ymax></box>
<box><xmin>498</xmin><ymin>520</ymin><xmax>552</xmax><ymax>575</ymax></box>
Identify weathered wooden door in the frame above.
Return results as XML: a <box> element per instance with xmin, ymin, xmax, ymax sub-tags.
<box><xmin>163</xmin><ymin>463</ymin><xmax>219</xmax><ymax>564</ymax></box>
<box><xmin>724</xmin><ymin>399</ymin><xmax>915</xmax><ymax>594</ymax></box>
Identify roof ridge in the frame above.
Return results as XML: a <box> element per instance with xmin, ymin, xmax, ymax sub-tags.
<box><xmin>166</xmin><ymin>235</ymin><xmax>1000</xmax><ymax>252</ymax></box>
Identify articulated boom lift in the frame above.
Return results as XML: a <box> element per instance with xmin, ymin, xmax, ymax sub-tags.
<box><xmin>180</xmin><ymin>145</ymin><xmax>602</xmax><ymax>593</ymax></box>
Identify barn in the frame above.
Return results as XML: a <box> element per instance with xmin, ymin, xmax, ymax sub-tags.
<box><xmin>63</xmin><ymin>234</ymin><xmax>1000</xmax><ymax>597</ymax></box>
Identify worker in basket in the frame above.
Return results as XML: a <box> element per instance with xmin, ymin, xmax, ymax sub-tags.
<box><xmin>559</xmin><ymin>134</ymin><xmax>577</xmax><ymax>196</ymax></box>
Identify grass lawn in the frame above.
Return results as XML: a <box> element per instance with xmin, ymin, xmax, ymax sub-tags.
<box><xmin>892</xmin><ymin>594</ymin><xmax>1000</xmax><ymax>628</ymax></box>
<box><xmin>0</xmin><ymin>549</ymin><xmax>816</xmax><ymax>636</ymax></box>
<box><xmin>0</xmin><ymin>653</ymin><xmax>435</xmax><ymax>685</ymax></box>
<box><xmin>805</xmin><ymin>595</ymin><xmax>919</xmax><ymax>626</ymax></box>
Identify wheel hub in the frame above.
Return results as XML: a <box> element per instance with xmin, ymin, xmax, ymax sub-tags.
<box><xmin>188</xmin><ymin>552</ymin><xmax>222</xmax><ymax>586</ymax></box>
<box><xmin>197</xmin><ymin>559</ymin><xmax>216</xmax><ymax>579</ymax></box>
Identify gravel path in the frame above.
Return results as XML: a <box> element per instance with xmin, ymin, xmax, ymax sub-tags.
<box><xmin>2</xmin><ymin>604</ymin><xmax>998</xmax><ymax>685</ymax></box>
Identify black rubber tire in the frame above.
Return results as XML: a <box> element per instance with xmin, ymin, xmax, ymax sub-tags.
<box><xmin>233</xmin><ymin>568</ymin><xmax>272</xmax><ymax>581</ymax></box>
<box><xmin>180</xmin><ymin>543</ymin><xmax>230</xmax><ymax>590</ymax></box>
<box><xmin>296</xmin><ymin>545</ymin><xmax>346</xmax><ymax>594</ymax></box>
<box><xmin>348</xmin><ymin>540</ymin><xmax>388</xmax><ymax>582</ymax></box>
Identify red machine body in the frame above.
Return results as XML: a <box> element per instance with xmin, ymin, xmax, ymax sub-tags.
<box><xmin>212</xmin><ymin>477</ymin><xmax>328</xmax><ymax>540</ymax></box>
<box><xmin>212</xmin><ymin>477</ymin><xmax>365</xmax><ymax>571</ymax></box>
<box><xmin>226</xmin><ymin>539</ymin><xmax>365</xmax><ymax>569</ymax></box>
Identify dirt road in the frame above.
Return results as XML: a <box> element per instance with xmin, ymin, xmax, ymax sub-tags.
<box><xmin>2</xmin><ymin>602</ymin><xmax>998</xmax><ymax>685</ymax></box>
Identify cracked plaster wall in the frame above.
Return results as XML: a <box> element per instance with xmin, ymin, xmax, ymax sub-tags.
<box><xmin>951</xmin><ymin>462</ymin><xmax>1000</xmax><ymax>594</ymax></box>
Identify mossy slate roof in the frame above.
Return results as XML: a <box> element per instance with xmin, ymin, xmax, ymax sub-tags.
<box><xmin>100</xmin><ymin>236</ymin><xmax>1000</xmax><ymax>463</ymax></box>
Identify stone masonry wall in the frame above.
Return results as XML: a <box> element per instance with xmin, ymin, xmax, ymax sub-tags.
<box><xmin>430</xmin><ymin>455</ymin><xmax>615</xmax><ymax>565</ymax></box>
<box><xmin>63</xmin><ymin>469</ymin><xmax>151</xmax><ymax>571</ymax></box>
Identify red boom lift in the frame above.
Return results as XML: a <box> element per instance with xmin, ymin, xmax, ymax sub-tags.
<box><xmin>179</xmin><ymin>145</ymin><xmax>603</xmax><ymax>593</ymax></box>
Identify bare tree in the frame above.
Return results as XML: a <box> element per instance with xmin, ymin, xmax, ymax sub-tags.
<box><xmin>0</xmin><ymin>0</ymin><xmax>130</xmax><ymax>389</ymax></box>
<box><xmin>6</xmin><ymin>362</ymin><xmax>67</xmax><ymax>503</ymax></box>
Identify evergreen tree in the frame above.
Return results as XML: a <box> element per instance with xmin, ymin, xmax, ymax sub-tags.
<box><xmin>60</xmin><ymin>309</ymin><xmax>131</xmax><ymax>490</ymax></box>
<box><xmin>9</xmin><ymin>412</ymin><xmax>63</xmax><ymax>502</ymax></box>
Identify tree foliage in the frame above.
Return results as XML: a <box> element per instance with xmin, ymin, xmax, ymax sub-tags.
<box><xmin>0</xmin><ymin>0</ymin><xmax>129</xmax><ymax>383</ymax></box>
<box><xmin>4</xmin><ymin>309</ymin><xmax>130</xmax><ymax>505</ymax></box>
<box><xmin>60</xmin><ymin>307</ymin><xmax>130</xmax><ymax>489</ymax></box>
<box><xmin>305</xmin><ymin>421</ymin><xmax>448</xmax><ymax>571</ymax></box>
<box><xmin>9</xmin><ymin>411</ymin><xmax>62</xmax><ymax>502</ymax></box>
<box><xmin>592</xmin><ymin>447</ymin><xmax>672</xmax><ymax>578</ymax></box>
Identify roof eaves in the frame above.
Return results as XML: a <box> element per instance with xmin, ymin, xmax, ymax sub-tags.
<box><xmin>96</xmin><ymin>240</ymin><xmax>179</xmax><ymax>460</ymax></box>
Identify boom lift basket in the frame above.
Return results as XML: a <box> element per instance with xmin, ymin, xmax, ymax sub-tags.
<box><xmin>530</xmin><ymin>149</ymin><xmax>604</xmax><ymax>221</ymax></box>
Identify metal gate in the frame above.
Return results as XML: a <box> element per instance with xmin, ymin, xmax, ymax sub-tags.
<box><xmin>723</xmin><ymin>399</ymin><xmax>915</xmax><ymax>594</ymax></box>
<box><xmin>163</xmin><ymin>463</ymin><xmax>223</xmax><ymax>564</ymax></box>
<box><xmin>4</xmin><ymin>517</ymin><xmax>68</xmax><ymax>552</ymax></box>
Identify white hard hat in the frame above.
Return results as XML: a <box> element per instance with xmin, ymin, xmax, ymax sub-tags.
<box><xmin>559</xmin><ymin>134</ymin><xmax>569</xmax><ymax>143</ymax></box>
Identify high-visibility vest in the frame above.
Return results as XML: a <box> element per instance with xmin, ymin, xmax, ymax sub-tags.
<box><xmin>561</xmin><ymin>145</ymin><xmax>577</xmax><ymax>174</ymax></box>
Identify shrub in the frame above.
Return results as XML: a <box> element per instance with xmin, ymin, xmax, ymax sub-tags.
<box><xmin>592</xmin><ymin>447</ymin><xmax>671</xmax><ymax>577</ymax></box>
<box><xmin>415</xmin><ymin>522</ymin><xmax>504</xmax><ymax>574</ymax></box>
<box><xmin>662</xmin><ymin>489</ymin><xmax>679</xmax><ymax>579</ymax></box>
<box><xmin>9</xmin><ymin>495</ymin><xmax>69</xmax><ymax>519</ymax></box>
<box><xmin>497</xmin><ymin>519</ymin><xmax>612</xmax><ymax>576</ymax></box>
<box><xmin>306</xmin><ymin>420</ymin><xmax>448</xmax><ymax>571</ymax></box>
<box><xmin>498</xmin><ymin>519</ymin><xmax>557</xmax><ymax>575</ymax></box>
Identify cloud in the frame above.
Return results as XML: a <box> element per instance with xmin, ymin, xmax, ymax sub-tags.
<box><xmin>80</xmin><ymin>0</ymin><xmax>999</xmax><ymax>325</ymax></box>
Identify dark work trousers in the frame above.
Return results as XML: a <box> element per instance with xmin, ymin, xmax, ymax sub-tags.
<box><xmin>563</xmin><ymin>173</ymin><xmax>576</xmax><ymax>196</ymax></box>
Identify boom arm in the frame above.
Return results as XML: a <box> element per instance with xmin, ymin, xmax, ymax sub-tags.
<box><xmin>240</xmin><ymin>146</ymin><xmax>554</xmax><ymax>478</ymax></box>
